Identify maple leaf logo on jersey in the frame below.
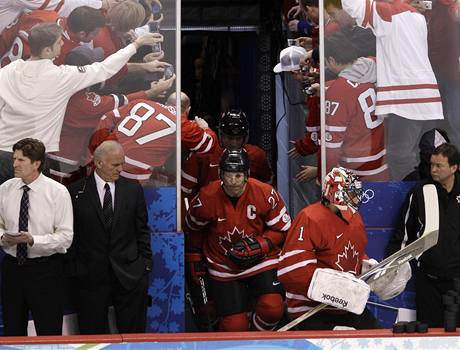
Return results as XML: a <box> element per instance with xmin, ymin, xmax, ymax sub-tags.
<box><xmin>335</xmin><ymin>241</ymin><xmax>360</xmax><ymax>275</ymax></box>
<box><xmin>218</xmin><ymin>226</ymin><xmax>251</xmax><ymax>255</ymax></box>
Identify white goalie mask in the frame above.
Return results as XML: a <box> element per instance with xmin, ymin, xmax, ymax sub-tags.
<box><xmin>322</xmin><ymin>167</ymin><xmax>363</xmax><ymax>212</ymax></box>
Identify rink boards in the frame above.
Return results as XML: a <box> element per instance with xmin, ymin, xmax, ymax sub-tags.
<box><xmin>0</xmin><ymin>329</ymin><xmax>460</xmax><ymax>349</ymax></box>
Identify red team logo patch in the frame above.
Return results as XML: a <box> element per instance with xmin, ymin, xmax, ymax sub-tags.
<box><xmin>335</xmin><ymin>241</ymin><xmax>360</xmax><ymax>275</ymax></box>
<box><xmin>85</xmin><ymin>92</ymin><xmax>101</xmax><ymax>107</ymax></box>
<box><xmin>218</xmin><ymin>226</ymin><xmax>250</xmax><ymax>255</ymax></box>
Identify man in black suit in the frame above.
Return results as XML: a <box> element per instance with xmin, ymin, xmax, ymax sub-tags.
<box><xmin>68</xmin><ymin>140</ymin><xmax>152</xmax><ymax>334</ymax></box>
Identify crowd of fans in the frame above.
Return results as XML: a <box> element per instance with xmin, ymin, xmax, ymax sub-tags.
<box><xmin>280</xmin><ymin>0</ymin><xmax>460</xmax><ymax>182</ymax></box>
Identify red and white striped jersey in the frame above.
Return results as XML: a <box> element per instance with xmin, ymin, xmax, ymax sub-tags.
<box><xmin>277</xmin><ymin>202</ymin><xmax>368</xmax><ymax>320</ymax></box>
<box><xmin>181</xmin><ymin>143</ymin><xmax>272</xmax><ymax>199</ymax></box>
<box><xmin>0</xmin><ymin>11</ymin><xmax>79</xmax><ymax>67</ymax></box>
<box><xmin>50</xmin><ymin>90</ymin><xmax>147</xmax><ymax>174</ymax></box>
<box><xmin>98</xmin><ymin>99</ymin><xmax>216</xmax><ymax>181</ymax></box>
<box><xmin>325</xmin><ymin>76</ymin><xmax>389</xmax><ymax>181</ymax></box>
<box><xmin>0</xmin><ymin>0</ymin><xmax>102</xmax><ymax>33</ymax></box>
<box><xmin>342</xmin><ymin>0</ymin><xmax>443</xmax><ymax>120</ymax></box>
<box><xmin>185</xmin><ymin>178</ymin><xmax>291</xmax><ymax>282</ymax></box>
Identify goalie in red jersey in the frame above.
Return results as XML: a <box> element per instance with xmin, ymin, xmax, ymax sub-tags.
<box><xmin>277</xmin><ymin>167</ymin><xmax>382</xmax><ymax>330</ymax></box>
<box><xmin>185</xmin><ymin>149</ymin><xmax>291</xmax><ymax>331</ymax></box>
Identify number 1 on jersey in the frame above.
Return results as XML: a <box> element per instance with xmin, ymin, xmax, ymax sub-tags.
<box><xmin>298</xmin><ymin>226</ymin><xmax>304</xmax><ymax>241</ymax></box>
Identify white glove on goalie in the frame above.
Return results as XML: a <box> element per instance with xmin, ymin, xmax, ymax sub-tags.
<box><xmin>361</xmin><ymin>258</ymin><xmax>379</xmax><ymax>274</ymax></box>
<box><xmin>368</xmin><ymin>262</ymin><xmax>412</xmax><ymax>300</ymax></box>
<box><xmin>307</xmin><ymin>268</ymin><xmax>370</xmax><ymax>315</ymax></box>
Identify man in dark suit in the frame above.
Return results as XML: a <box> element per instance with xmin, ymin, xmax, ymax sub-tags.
<box><xmin>68</xmin><ymin>140</ymin><xmax>152</xmax><ymax>334</ymax></box>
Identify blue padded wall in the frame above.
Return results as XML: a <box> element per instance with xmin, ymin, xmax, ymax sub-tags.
<box><xmin>360</xmin><ymin>182</ymin><xmax>416</xmax><ymax>328</ymax></box>
<box><xmin>144</xmin><ymin>187</ymin><xmax>183</xmax><ymax>332</ymax></box>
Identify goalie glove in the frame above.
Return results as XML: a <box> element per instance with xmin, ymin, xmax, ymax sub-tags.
<box><xmin>368</xmin><ymin>262</ymin><xmax>411</xmax><ymax>300</ymax></box>
<box><xmin>228</xmin><ymin>236</ymin><xmax>274</xmax><ymax>268</ymax></box>
<box><xmin>185</xmin><ymin>252</ymin><xmax>206</xmax><ymax>284</ymax></box>
<box><xmin>361</xmin><ymin>258</ymin><xmax>379</xmax><ymax>274</ymax></box>
<box><xmin>308</xmin><ymin>268</ymin><xmax>370</xmax><ymax>315</ymax></box>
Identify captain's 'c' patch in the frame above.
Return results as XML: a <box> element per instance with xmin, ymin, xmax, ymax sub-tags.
<box><xmin>77</xmin><ymin>66</ymin><xmax>86</xmax><ymax>73</ymax></box>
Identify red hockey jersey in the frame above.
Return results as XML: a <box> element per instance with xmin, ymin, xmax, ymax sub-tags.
<box><xmin>0</xmin><ymin>11</ymin><xmax>79</xmax><ymax>67</ymax></box>
<box><xmin>50</xmin><ymin>90</ymin><xmax>147</xmax><ymax>173</ymax></box>
<box><xmin>277</xmin><ymin>202</ymin><xmax>368</xmax><ymax>319</ymax></box>
<box><xmin>185</xmin><ymin>178</ymin><xmax>291</xmax><ymax>282</ymax></box>
<box><xmin>325</xmin><ymin>77</ymin><xmax>389</xmax><ymax>181</ymax></box>
<box><xmin>98</xmin><ymin>99</ymin><xmax>216</xmax><ymax>181</ymax></box>
<box><xmin>181</xmin><ymin>143</ymin><xmax>272</xmax><ymax>199</ymax></box>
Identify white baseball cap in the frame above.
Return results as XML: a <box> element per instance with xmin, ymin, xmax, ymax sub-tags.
<box><xmin>273</xmin><ymin>46</ymin><xmax>307</xmax><ymax>73</ymax></box>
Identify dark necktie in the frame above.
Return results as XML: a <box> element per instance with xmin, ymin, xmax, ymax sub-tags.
<box><xmin>103</xmin><ymin>183</ymin><xmax>113</xmax><ymax>230</ymax></box>
<box><xmin>17</xmin><ymin>185</ymin><xmax>30</xmax><ymax>265</ymax></box>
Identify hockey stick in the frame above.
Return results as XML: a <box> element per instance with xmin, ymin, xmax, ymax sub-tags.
<box><xmin>278</xmin><ymin>184</ymin><xmax>439</xmax><ymax>331</ymax></box>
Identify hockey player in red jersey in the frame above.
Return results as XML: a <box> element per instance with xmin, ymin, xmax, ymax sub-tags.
<box><xmin>185</xmin><ymin>149</ymin><xmax>291</xmax><ymax>331</ymax></box>
<box><xmin>48</xmin><ymin>45</ymin><xmax>172</xmax><ymax>183</ymax></box>
<box><xmin>181</xmin><ymin>110</ymin><xmax>272</xmax><ymax>200</ymax></box>
<box><xmin>277</xmin><ymin>167</ymin><xmax>380</xmax><ymax>330</ymax></box>
<box><xmin>0</xmin><ymin>6</ymin><xmax>106</xmax><ymax>67</ymax></box>
<box><xmin>94</xmin><ymin>98</ymin><xmax>216</xmax><ymax>181</ymax></box>
<box><xmin>323</xmin><ymin>32</ymin><xmax>388</xmax><ymax>181</ymax></box>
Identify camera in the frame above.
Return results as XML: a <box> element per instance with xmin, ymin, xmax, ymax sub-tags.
<box><xmin>152</xmin><ymin>3</ymin><xmax>162</xmax><ymax>20</ymax></box>
<box><xmin>149</xmin><ymin>21</ymin><xmax>160</xmax><ymax>33</ymax></box>
<box><xmin>301</xmin><ymin>81</ymin><xmax>316</xmax><ymax>96</ymax></box>
<box><xmin>420</xmin><ymin>1</ymin><xmax>432</xmax><ymax>10</ymax></box>
<box><xmin>152</xmin><ymin>42</ymin><xmax>162</xmax><ymax>54</ymax></box>
<box><xmin>164</xmin><ymin>66</ymin><xmax>174</xmax><ymax>79</ymax></box>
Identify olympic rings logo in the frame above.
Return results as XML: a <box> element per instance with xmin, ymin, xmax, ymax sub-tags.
<box><xmin>361</xmin><ymin>189</ymin><xmax>375</xmax><ymax>204</ymax></box>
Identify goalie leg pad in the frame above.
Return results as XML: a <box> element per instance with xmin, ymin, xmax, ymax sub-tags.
<box><xmin>307</xmin><ymin>268</ymin><xmax>370</xmax><ymax>315</ymax></box>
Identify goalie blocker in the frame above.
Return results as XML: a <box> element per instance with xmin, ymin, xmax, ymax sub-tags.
<box><xmin>308</xmin><ymin>268</ymin><xmax>370</xmax><ymax>315</ymax></box>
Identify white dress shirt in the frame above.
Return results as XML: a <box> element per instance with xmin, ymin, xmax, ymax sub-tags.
<box><xmin>94</xmin><ymin>171</ymin><xmax>115</xmax><ymax>209</ymax></box>
<box><xmin>0</xmin><ymin>173</ymin><xmax>73</xmax><ymax>258</ymax></box>
<box><xmin>0</xmin><ymin>43</ymin><xmax>137</xmax><ymax>152</ymax></box>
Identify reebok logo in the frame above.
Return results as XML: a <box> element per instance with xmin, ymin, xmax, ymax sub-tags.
<box><xmin>321</xmin><ymin>293</ymin><xmax>348</xmax><ymax>308</ymax></box>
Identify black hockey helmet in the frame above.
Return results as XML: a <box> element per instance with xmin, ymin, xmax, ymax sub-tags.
<box><xmin>219</xmin><ymin>109</ymin><xmax>249</xmax><ymax>138</ymax></box>
<box><xmin>219</xmin><ymin>149</ymin><xmax>250</xmax><ymax>179</ymax></box>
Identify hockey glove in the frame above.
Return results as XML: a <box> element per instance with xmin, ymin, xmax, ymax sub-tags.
<box><xmin>228</xmin><ymin>236</ymin><xmax>274</xmax><ymax>268</ymax></box>
<box><xmin>185</xmin><ymin>252</ymin><xmax>206</xmax><ymax>284</ymax></box>
<box><xmin>308</xmin><ymin>268</ymin><xmax>370</xmax><ymax>315</ymax></box>
<box><xmin>361</xmin><ymin>258</ymin><xmax>379</xmax><ymax>274</ymax></box>
<box><xmin>368</xmin><ymin>262</ymin><xmax>411</xmax><ymax>300</ymax></box>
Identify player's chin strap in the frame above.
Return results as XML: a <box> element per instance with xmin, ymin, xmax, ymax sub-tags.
<box><xmin>278</xmin><ymin>184</ymin><xmax>439</xmax><ymax>331</ymax></box>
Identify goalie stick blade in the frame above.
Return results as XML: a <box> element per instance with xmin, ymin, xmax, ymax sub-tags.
<box><xmin>278</xmin><ymin>184</ymin><xmax>439</xmax><ymax>332</ymax></box>
<box><xmin>421</xmin><ymin>184</ymin><xmax>439</xmax><ymax>235</ymax></box>
<box><xmin>361</xmin><ymin>184</ymin><xmax>439</xmax><ymax>283</ymax></box>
